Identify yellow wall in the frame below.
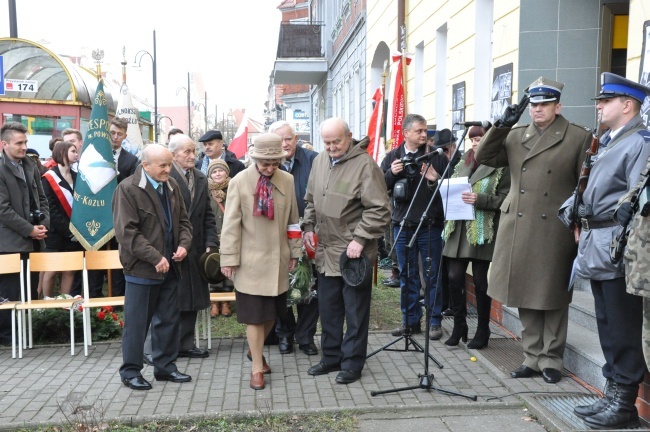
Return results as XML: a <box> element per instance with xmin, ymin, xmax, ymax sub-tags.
<box><xmin>627</xmin><ymin>0</ymin><xmax>650</xmax><ymax>82</ymax></box>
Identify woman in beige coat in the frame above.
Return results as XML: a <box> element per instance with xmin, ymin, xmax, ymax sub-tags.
<box><xmin>220</xmin><ymin>133</ymin><xmax>302</xmax><ymax>390</ymax></box>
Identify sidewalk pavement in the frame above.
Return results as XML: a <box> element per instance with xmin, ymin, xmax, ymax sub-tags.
<box><xmin>0</xmin><ymin>319</ymin><xmax>602</xmax><ymax>431</ymax></box>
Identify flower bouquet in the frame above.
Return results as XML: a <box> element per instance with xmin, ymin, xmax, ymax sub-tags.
<box><xmin>287</xmin><ymin>252</ymin><xmax>316</xmax><ymax>306</ymax></box>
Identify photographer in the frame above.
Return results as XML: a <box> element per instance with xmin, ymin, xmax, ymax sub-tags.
<box><xmin>0</xmin><ymin>122</ymin><xmax>49</xmax><ymax>345</ymax></box>
<box><xmin>380</xmin><ymin>113</ymin><xmax>448</xmax><ymax>341</ymax></box>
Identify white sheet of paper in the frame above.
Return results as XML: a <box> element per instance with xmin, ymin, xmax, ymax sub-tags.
<box><xmin>439</xmin><ymin>177</ymin><xmax>475</xmax><ymax>220</ymax></box>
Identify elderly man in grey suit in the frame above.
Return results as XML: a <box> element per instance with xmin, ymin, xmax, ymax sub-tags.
<box><xmin>114</xmin><ymin>144</ymin><xmax>193</xmax><ymax>390</ymax></box>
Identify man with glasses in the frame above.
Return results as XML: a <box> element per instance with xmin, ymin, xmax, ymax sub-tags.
<box><xmin>381</xmin><ymin>114</ymin><xmax>448</xmax><ymax>341</ymax></box>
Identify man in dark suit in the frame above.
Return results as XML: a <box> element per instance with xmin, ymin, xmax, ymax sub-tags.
<box><xmin>195</xmin><ymin>130</ymin><xmax>244</xmax><ymax>178</ymax></box>
<box><xmin>143</xmin><ymin>134</ymin><xmax>218</xmax><ymax>363</ymax></box>
<box><xmin>0</xmin><ymin>122</ymin><xmax>49</xmax><ymax>344</ymax></box>
<box><xmin>269</xmin><ymin>121</ymin><xmax>319</xmax><ymax>356</ymax></box>
<box><xmin>87</xmin><ymin>117</ymin><xmax>139</xmax><ymax>298</ymax></box>
<box><xmin>114</xmin><ymin>144</ymin><xmax>193</xmax><ymax>390</ymax></box>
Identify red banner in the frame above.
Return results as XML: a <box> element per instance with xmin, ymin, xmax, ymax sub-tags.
<box><xmin>366</xmin><ymin>86</ymin><xmax>384</xmax><ymax>163</ymax></box>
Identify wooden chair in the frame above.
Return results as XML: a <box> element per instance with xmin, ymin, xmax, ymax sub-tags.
<box><xmin>197</xmin><ymin>291</ymin><xmax>237</xmax><ymax>350</ymax></box>
<box><xmin>81</xmin><ymin>250</ymin><xmax>125</xmax><ymax>356</ymax></box>
<box><xmin>0</xmin><ymin>253</ymin><xmax>24</xmax><ymax>359</ymax></box>
<box><xmin>17</xmin><ymin>251</ymin><xmax>85</xmax><ymax>357</ymax></box>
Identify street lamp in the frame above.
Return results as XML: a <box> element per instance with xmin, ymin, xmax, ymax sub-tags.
<box><xmin>134</xmin><ymin>30</ymin><xmax>158</xmax><ymax>143</ymax></box>
<box><xmin>156</xmin><ymin>115</ymin><xmax>173</xmax><ymax>140</ymax></box>
<box><xmin>176</xmin><ymin>72</ymin><xmax>191</xmax><ymax>135</ymax></box>
<box><xmin>194</xmin><ymin>91</ymin><xmax>208</xmax><ymax>134</ymax></box>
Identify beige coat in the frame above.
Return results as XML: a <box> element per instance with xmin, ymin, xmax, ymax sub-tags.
<box><xmin>475</xmin><ymin>116</ymin><xmax>591</xmax><ymax>310</ymax></box>
<box><xmin>219</xmin><ymin>164</ymin><xmax>302</xmax><ymax>296</ymax></box>
<box><xmin>302</xmin><ymin>138</ymin><xmax>390</xmax><ymax>276</ymax></box>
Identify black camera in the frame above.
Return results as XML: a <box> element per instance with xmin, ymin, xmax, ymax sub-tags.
<box><xmin>30</xmin><ymin>210</ymin><xmax>45</xmax><ymax>225</ymax></box>
<box><xmin>400</xmin><ymin>156</ymin><xmax>421</xmax><ymax>179</ymax></box>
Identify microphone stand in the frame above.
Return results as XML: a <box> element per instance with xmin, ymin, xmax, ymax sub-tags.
<box><xmin>371</xmin><ymin>127</ymin><xmax>477</xmax><ymax>401</ymax></box>
<box><xmin>366</xmin><ymin>148</ymin><xmax>443</xmax><ymax>369</ymax></box>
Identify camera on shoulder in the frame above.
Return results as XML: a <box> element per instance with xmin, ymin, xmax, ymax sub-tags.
<box><xmin>400</xmin><ymin>156</ymin><xmax>421</xmax><ymax>179</ymax></box>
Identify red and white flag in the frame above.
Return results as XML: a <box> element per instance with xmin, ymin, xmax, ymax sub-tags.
<box><xmin>366</xmin><ymin>86</ymin><xmax>385</xmax><ymax>163</ymax></box>
<box><xmin>228</xmin><ymin>114</ymin><xmax>249</xmax><ymax>159</ymax></box>
<box><xmin>386</xmin><ymin>52</ymin><xmax>412</xmax><ymax>150</ymax></box>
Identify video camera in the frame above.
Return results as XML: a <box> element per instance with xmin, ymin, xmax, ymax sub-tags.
<box><xmin>399</xmin><ymin>148</ymin><xmax>444</xmax><ymax>179</ymax></box>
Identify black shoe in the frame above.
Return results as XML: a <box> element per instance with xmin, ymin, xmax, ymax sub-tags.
<box><xmin>542</xmin><ymin>368</ymin><xmax>562</xmax><ymax>383</ymax></box>
<box><xmin>467</xmin><ymin>326</ymin><xmax>491</xmax><ymax>350</ymax></box>
<box><xmin>178</xmin><ymin>348</ymin><xmax>209</xmax><ymax>358</ymax></box>
<box><xmin>122</xmin><ymin>376</ymin><xmax>152</xmax><ymax>390</ymax></box>
<box><xmin>582</xmin><ymin>383</ymin><xmax>641</xmax><ymax>430</ymax></box>
<box><xmin>279</xmin><ymin>336</ymin><xmax>293</xmax><ymax>354</ymax></box>
<box><xmin>510</xmin><ymin>365</ymin><xmax>537</xmax><ymax>379</ymax></box>
<box><xmin>154</xmin><ymin>371</ymin><xmax>192</xmax><ymax>383</ymax></box>
<box><xmin>444</xmin><ymin>322</ymin><xmax>468</xmax><ymax>346</ymax></box>
<box><xmin>391</xmin><ymin>322</ymin><xmax>421</xmax><ymax>336</ymax></box>
<box><xmin>299</xmin><ymin>343</ymin><xmax>318</xmax><ymax>355</ymax></box>
<box><xmin>143</xmin><ymin>353</ymin><xmax>153</xmax><ymax>366</ymax></box>
<box><xmin>307</xmin><ymin>362</ymin><xmax>341</xmax><ymax>376</ymax></box>
<box><xmin>335</xmin><ymin>369</ymin><xmax>361</xmax><ymax>384</ymax></box>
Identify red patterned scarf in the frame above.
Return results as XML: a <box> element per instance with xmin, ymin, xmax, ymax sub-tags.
<box><xmin>253</xmin><ymin>170</ymin><xmax>274</xmax><ymax>220</ymax></box>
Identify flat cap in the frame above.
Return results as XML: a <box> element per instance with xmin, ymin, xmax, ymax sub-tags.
<box><xmin>198</xmin><ymin>130</ymin><xmax>223</xmax><ymax>142</ymax></box>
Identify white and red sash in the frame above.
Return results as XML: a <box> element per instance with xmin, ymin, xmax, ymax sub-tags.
<box><xmin>43</xmin><ymin>170</ymin><xmax>73</xmax><ymax>218</ymax></box>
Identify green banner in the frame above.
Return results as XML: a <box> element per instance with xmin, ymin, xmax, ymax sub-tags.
<box><xmin>69</xmin><ymin>80</ymin><xmax>118</xmax><ymax>251</ymax></box>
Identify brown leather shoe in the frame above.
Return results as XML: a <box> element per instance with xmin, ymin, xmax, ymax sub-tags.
<box><xmin>221</xmin><ymin>302</ymin><xmax>232</xmax><ymax>317</ymax></box>
<box><xmin>250</xmin><ymin>372</ymin><xmax>265</xmax><ymax>390</ymax></box>
<box><xmin>246</xmin><ymin>349</ymin><xmax>271</xmax><ymax>374</ymax></box>
<box><xmin>210</xmin><ymin>302</ymin><xmax>219</xmax><ymax>318</ymax></box>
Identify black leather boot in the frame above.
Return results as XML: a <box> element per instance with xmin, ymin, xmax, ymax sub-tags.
<box><xmin>574</xmin><ymin>379</ymin><xmax>614</xmax><ymax>419</ymax></box>
<box><xmin>444</xmin><ymin>274</ymin><xmax>467</xmax><ymax>346</ymax></box>
<box><xmin>582</xmin><ymin>383</ymin><xmax>640</xmax><ymax>430</ymax></box>
<box><xmin>467</xmin><ymin>289</ymin><xmax>492</xmax><ymax>349</ymax></box>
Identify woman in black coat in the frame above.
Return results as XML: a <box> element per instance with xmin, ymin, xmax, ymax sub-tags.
<box><xmin>41</xmin><ymin>141</ymin><xmax>82</xmax><ymax>297</ymax></box>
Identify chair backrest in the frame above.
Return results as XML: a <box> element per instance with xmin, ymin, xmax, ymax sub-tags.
<box><xmin>26</xmin><ymin>252</ymin><xmax>84</xmax><ymax>302</ymax></box>
<box><xmin>83</xmin><ymin>250</ymin><xmax>123</xmax><ymax>300</ymax></box>
<box><xmin>84</xmin><ymin>250</ymin><xmax>122</xmax><ymax>271</ymax></box>
<box><xmin>0</xmin><ymin>253</ymin><xmax>21</xmax><ymax>275</ymax></box>
<box><xmin>28</xmin><ymin>251</ymin><xmax>85</xmax><ymax>273</ymax></box>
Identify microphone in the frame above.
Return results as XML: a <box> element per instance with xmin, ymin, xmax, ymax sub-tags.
<box><xmin>414</xmin><ymin>147</ymin><xmax>444</xmax><ymax>163</ymax></box>
<box><xmin>456</xmin><ymin>120</ymin><xmax>491</xmax><ymax>128</ymax></box>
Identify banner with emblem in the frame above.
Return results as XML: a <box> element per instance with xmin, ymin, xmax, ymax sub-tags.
<box><xmin>386</xmin><ymin>52</ymin><xmax>412</xmax><ymax>150</ymax></box>
<box><xmin>69</xmin><ymin>80</ymin><xmax>118</xmax><ymax>250</ymax></box>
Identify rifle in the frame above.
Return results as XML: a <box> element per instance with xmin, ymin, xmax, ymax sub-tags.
<box><xmin>610</xmin><ymin>169</ymin><xmax>650</xmax><ymax>263</ymax></box>
<box><xmin>572</xmin><ymin>116</ymin><xmax>603</xmax><ymax>243</ymax></box>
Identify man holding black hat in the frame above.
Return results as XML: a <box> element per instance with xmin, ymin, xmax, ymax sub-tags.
<box><xmin>303</xmin><ymin>118</ymin><xmax>390</xmax><ymax>385</ymax></box>
<box><xmin>560</xmin><ymin>72</ymin><xmax>650</xmax><ymax>429</ymax></box>
<box><xmin>476</xmin><ymin>77</ymin><xmax>591</xmax><ymax>384</ymax></box>
<box><xmin>196</xmin><ymin>130</ymin><xmax>245</xmax><ymax>178</ymax></box>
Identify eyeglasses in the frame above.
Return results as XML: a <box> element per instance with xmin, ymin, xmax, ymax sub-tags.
<box><xmin>259</xmin><ymin>161</ymin><xmax>281</xmax><ymax>168</ymax></box>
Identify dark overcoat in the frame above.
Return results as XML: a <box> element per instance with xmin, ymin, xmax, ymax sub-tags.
<box><xmin>170</xmin><ymin>165</ymin><xmax>218</xmax><ymax>311</ymax></box>
<box><xmin>475</xmin><ymin>115</ymin><xmax>591</xmax><ymax>310</ymax></box>
<box><xmin>0</xmin><ymin>151</ymin><xmax>50</xmax><ymax>253</ymax></box>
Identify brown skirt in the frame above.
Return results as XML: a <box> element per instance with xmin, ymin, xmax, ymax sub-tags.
<box><xmin>235</xmin><ymin>290</ymin><xmax>287</xmax><ymax>324</ymax></box>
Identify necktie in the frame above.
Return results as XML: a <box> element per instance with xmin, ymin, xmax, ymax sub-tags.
<box><xmin>185</xmin><ymin>170</ymin><xmax>191</xmax><ymax>181</ymax></box>
<box><xmin>157</xmin><ymin>184</ymin><xmax>163</xmax><ymax>195</ymax></box>
<box><xmin>284</xmin><ymin>161</ymin><xmax>291</xmax><ymax>172</ymax></box>
<box><xmin>601</xmin><ymin>135</ymin><xmax>612</xmax><ymax>147</ymax></box>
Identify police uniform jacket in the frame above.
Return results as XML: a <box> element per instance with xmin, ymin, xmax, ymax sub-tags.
<box><xmin>170</xmin><ymin>164</ymin><xmax>218</xmax><ymax>311</ymax></box>
<box><xmin>564</xmin><ymin>115</ymin><xmax>650</xmax><ymax>281</ymax></box>
<box><xmin>0</xmin><ymin>150</ymin><xmax>50</xmax><ymax>253</ymax></box>
<box><xmin>475</xmin><ymin>115</ymin><xmax>591</xmax><ymax>310</ymax></box>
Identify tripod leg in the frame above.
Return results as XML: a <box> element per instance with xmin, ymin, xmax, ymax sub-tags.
<box><xmin>366</xmin><ymin>335</ymin><xmax>405</xmax><ymax>359</ymax></box>
<box><xmin>409</xmin><ymin>337</ymin><xmax>444</xmax><ymax>369</ymax></box>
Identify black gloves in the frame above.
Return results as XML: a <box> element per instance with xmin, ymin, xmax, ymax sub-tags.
<box><xmin>615</xmin><ymin>202</ymin><xmax>634</xmax><ymax>226</ymax></box>
<box><xmin>495</xmin><ymin>94</ymin><xmax>530</xmax><ymax>128</ymax></box>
